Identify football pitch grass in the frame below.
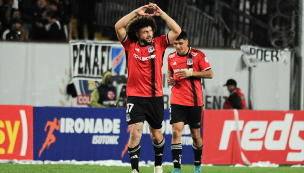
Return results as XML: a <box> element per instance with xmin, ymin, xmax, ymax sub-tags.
<box><xmin>0</xmin><ymin>164</ymin><xmax>303</xmax><ymax>173</ymax></box>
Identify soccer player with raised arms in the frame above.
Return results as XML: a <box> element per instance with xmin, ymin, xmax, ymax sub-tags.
<box><xmin>115</xmin><ymin>2</ymin><xmax>181</xmax><ymax>173</ymax></box>
<box><xmin>167</xmin><ymin>30</ymin><xmax>213</xmax><ymax>173</ymax></box>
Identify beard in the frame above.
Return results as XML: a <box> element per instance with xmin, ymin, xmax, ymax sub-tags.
<box><xmin>139</xmin><ymin>37</ymin><xmax>152</xmax><ymax>46</ymax></box>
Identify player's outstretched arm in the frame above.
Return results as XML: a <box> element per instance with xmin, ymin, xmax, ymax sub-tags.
<box><xmin>149</xmin><ymin>2</ymin><xmax>181</xmax><ymax>43</ymax></box>
<box><xmin>115</xmin><ymin>5</ymin><xmax>151</xmax><ymax>41</ymax></box>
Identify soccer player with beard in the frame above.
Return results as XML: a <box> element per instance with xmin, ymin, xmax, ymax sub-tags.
<box><xmin>167</xmin><ymin>31</ymin><xmax>213</xmax><ymax>173</ymax></box>
<box><xmin>115</xmin><ymin>2</ymin><xmax>181</xmax><ymax>173</ymax></box>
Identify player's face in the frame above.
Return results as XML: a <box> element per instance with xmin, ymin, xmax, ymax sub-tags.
<box><xmin>173</xmin><ymin>39</ymin><xmax>189</xmax><ymax>55</ymax></box>
<box><xmin>137</xmin><ymin>26</ymin><xmax>154</xmax><ymax>45</ymax></box>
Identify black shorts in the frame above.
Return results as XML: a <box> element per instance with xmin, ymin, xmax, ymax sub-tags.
<box><xmin>126</xmin><ymin>96</ymin><xmax>164</xmax><ymax>129</ymax></box>
<box><xmin>170</xmin><ymin>104</ymin><xmax>202</xmax><ymax>128</ymax></box>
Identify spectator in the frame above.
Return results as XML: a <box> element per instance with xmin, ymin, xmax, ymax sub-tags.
<box><xmin>4</xmin><ymin>0</ymin><xmax>15</xmax><ymax>24</ymax></box>
<box><xmin>90</xmin><ymin>71</ymin><xmax>117</xmax><ymax>108</ymax></box>
<box><xmin>0</xmin><ymin>0</ymin><xmax>7</xmax><ymax>35</ymax></box>
<box><xmin>48</xmin><ymin>0</ymin><xmax>71</xmax><ymax>40</ymax></box>
<box><xmin>29</xmin><ymin>0</ymin><xmax>47</xmax><ymax>40</ymax></box>
<box><xmin>60</xmin><ymin>0</ymin><xmax>72</xmax><ymax>40</ymax></box>
<box><xmin>43</xmin><ymin>10</ymin><xmax>63</xmax><ymax>41</ymax></box>
<box><xmin>223</xmin><ymin>79</ymin><xmax>247</xmax><ymax>109</ymax></box>
<box><xmin>18</xmin><ymin>0</ymin><xmax>37</xmax><ymax>38</ymax></box>
<box><xmin>76</xmin><ymin>0</ymin><xmax>96</xmax><ymax>40</ymax></box>
<box><xmin>9</xmin><ymin>10</ymin><xmax>28</xmax><ymax>40</ymax></box>
<box><xmin>48</xmin><ymin>1</ymin><xmax>59</xmax><ymax>16</ymax></box>
<box><xmin>2</xmin><ymin>17</ymin><xmax>21</xmax><ymax>40</ymax></box>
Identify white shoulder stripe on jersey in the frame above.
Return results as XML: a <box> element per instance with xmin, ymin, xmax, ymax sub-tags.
<box><xmin>122</xmin><ymin>34</ymin><xmax>128</xmax><ymax>42</ymax></box>
<box><xmin>203</xmin><ymin>67</ymin><xmax>212</xmax><ymax>71</ymax></box>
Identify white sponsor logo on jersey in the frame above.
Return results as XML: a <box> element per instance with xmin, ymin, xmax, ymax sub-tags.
<box><xmin>133</xmin><ymin>54</ymin><xmax>156</xmax><ymax>61</ymax></box>
<box><xmin>169</xmin><ymin>54</ymin><xmax>175</xmax><ymax>59</ymax></box>
<box><xmin>173</xmin><ymin>68</ymin><xmax>193</xmax><ymax>73</ymax></box>
<box><xmin>191</xmin><ymin>52</ymin><xmax>197</xmax><ymax>56</ymax></box>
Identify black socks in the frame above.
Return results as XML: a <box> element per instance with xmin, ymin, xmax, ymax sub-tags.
<box><xmin>193</xmin><ymin>144</ymin><xmax>203</xmax><ymax>166</ymax></box>
<box><xmin>153</xmin><ymin>138</ymin><xmax>165</xmax><ymax>166</ymax></box>
<box><xmin>128</xmin><ymin>144</ymin><xmax>141</xmax><ymax>172</ymax></box>
<box><xmin>171</xmin><ymin>143</ymin><xmax>182</xmax><ymax>168</ymax></box>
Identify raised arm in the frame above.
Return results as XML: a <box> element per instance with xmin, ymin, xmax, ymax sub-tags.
<box><xmin>114</xmin><ymin>5</ymin><xmax>150</xmax><ymax>41</ymax></box>
<box><xmin>149</xmin><ymin>3</ymin><xmax>181</xmax><ymax>43</ymax></box>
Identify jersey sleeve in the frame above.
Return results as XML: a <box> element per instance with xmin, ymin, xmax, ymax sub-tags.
<box><xmin>156</xmin><ymin>33</ymin><xmax>171</xmax><ymax>51</ymax></box>
<box><xmin>119</xmin><ymin>34</ymin><xmax>130</xmax><ymax>51</ymax></box>
<box><xmin>198</xmin><ymin>51</ymin><xmax>211</xmax><ymax>71</ymax></box>
<box><xmin>167</xmin><ymin>55</ymin><xmax>173</xmax><ymax>73</ymax></box>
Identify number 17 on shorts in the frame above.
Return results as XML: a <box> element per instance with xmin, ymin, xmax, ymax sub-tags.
<box><xmin>126</xmin><ymin>103</ymin><xmax>134</xmax><ymax>122</ymax></box>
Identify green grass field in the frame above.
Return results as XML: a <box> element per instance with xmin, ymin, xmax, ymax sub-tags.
<box><xmin>0</xmin><ymin>164</ymin><xmax>303</xmax><ymax>173</ymax></box>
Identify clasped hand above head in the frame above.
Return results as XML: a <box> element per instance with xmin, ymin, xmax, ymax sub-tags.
<box><xmin>136</xmin><ymin>2</ymin><xmax>164</xmax><ymax>17</ymax></box>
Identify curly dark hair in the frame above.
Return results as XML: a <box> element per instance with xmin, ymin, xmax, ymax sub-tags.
<box><xmin>126</xmin><ymin>15</ymin><xmax>157</xmax><ymax>43</ymax></box>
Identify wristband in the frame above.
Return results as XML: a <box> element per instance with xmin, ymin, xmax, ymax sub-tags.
<box><xmin>161</xmin><ymin>13</ymin><xmax>168</xmax><ymax>20</ymax></box>
<box><xmin>184</xmin><ymin>70</ymin><xmax>193</xmax><ymax>77</ymax></box>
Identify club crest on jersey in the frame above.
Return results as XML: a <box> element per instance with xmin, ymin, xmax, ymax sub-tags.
<box><xmin>148</xmin><ymin>45</ymin><xmax>154</xmax><ymax>53</ymax></box>
<box><xmin>187</xmin><ymin>58</ymin><xmax>193</xmax><ymax>65</ymax></box>
<box><xmin>126</xmin><ymin>114</ymin><xmax>131</xmax><ymax>122</ymax></box>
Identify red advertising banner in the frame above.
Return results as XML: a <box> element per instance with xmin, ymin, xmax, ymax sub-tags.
<box><xmin>77</xmin><ymin>95</ymin><xmax>91</xmax><ymax>105</ymax></box>
<box><xmin>0</xmin><ymin>105</ymin><xmax>33</xmax><ymax>160</ymax></box>
<box><xmin>203</xmin><ymin>110</ymin><xmax>304</xmax><ymax>165</ymax></box>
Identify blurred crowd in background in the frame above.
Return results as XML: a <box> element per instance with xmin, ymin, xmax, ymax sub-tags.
<box><xmin>0</xmin><ymin>0</ymin><xmax>300</xmax><ymax>50</ymax></box>
<box><xmin>0</xmin><ymin>0</ymin><xmax>99</xmax><ymax>41</ymax></box>
<box><xmin>1</xmin><ymin>0</ymin><xmax>71</xmax><ymax>41</ymax></box>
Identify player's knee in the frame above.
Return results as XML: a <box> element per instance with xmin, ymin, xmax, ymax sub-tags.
<box><xmin>150</xmin><ymin>133</ymin><xmax>163</xmax><ymax>143</ymax></box>
<box><xmin>172</xmin><ymin>126</ymin><xmax>183</xmax><ymax>136</ymax></box>
<box><xmin>129</xmin><ymin>131</ymin><xmax>142</xmax><ymax>141</ymax></box>
<box><xmin>172</xmin><ymin>131</ymin><xmax>182</xmax><ymax>139</ymax></box>
<box><xmin>129</xmin><ymin>138</ymin><xmax>140</xmax><ymax>146</ymax></box>
<box><xmin>192</xmin><ymin>135</ymin><xmax>202</xmax><ymax>144</ymax></box>
<box><xmin>150</xmin><ymin>131</ymin><xmax>163</xmax><ymax>143</ymax></box>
